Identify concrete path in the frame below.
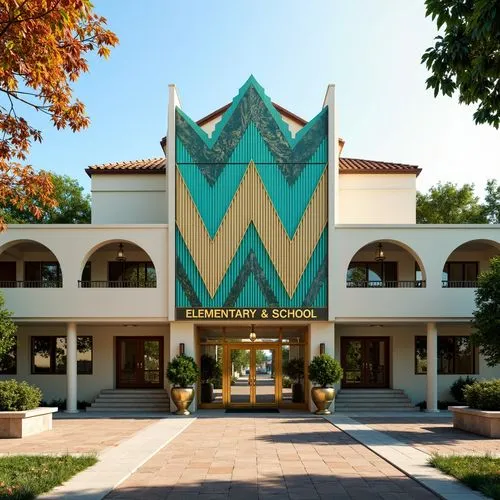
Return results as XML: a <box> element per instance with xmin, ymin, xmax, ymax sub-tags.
<box><xmin>106</xmin><ymin>414</ymin><xmax>437</xmax><ymax>499</ymax></box>
<box><xmin>327</xmin><ymin>415</ymin><xmax>485</xmax><ymax>499</ymax></box>
<box><xmin>39</xmin><ymin>416</ymin><xmax>195</xmax><ymax>500</ymax></box>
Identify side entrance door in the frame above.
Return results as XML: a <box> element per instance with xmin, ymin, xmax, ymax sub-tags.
<box><xmin>116</xmin><ymin>337</ymin><xmax>163</xmax><ymax>388</ymax></box>
<box><xmin>227</xmin><ymin>345</ymin><xmax>278</xmax><ymax>407</ymax></box>
<box><xmin>341</xmin><ymin>337</ymin><xmax>389</xmax><ymax>388</ymax></box>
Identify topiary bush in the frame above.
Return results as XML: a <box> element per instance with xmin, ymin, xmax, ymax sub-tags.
<box><xmin>450</xmin><ymin>376</ymin><xmax>477</xmax><ymax>403</ymax></box>
<box><xmin>308</xmin><ymin>354</ymin><xmax>343</xmax><ymax>387</ymax></box>
<box><xmin>0</xmin><ymin>380</ymin><xmax>42</xmax><ymax>411</ymax></box>
<box><xmin>464</xmin><ymin>379</ymin><xmax>500</xmax><ymax>411</ymax></box>
<box><xmin>166</xmin><ymin>355</ymin><xmax>199</xmax><ymax>388</ymax></box>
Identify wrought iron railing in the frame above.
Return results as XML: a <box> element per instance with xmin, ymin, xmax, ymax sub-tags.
<box><xmin>346</xmin><ymin>280</ymin><xmax>426</xmax><ymax>288</ymax></box>
<box><xmin>0</xmin><ymin>280</ymin><xmax>62</xmax><ymax>288</ymax></box>
<box><xmin>78</xmin><ymin>280</ymin><xmax>157</xmax><ymax>288</ymax></box>
<box><xmin>442</xmin><ymin>280</ymin><xmax>478</xmax><ymax>288</ymax></box>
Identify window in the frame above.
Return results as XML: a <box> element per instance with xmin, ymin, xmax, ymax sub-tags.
<box><xmin>0</xmin><ymin>337</ymin><xmax>16</xmax><ymax>374</ymax></box>
<box><xmin>24</xmin><ymin>262</ymin><xmax>62</xmax><ymax>287</ymax></box>
<box><xmin>31</xmin><ymin>336</ymin><xmax>93</xmax><ymax>374</ymax></box>
<box><xmin>108</xmin><ymin>262</ymin><xmax>156</xmax><ymax>287</ymax></box>
<box><xmin>347</xmin><ymin>262</ymin><xmax>397</xmax><ymax>286</ymax></box>
<box><xmin>415</xmin><ymin>336</ymin><xmax>478</xmax><ymax>374</ymax></box>
<box><xmin>442</xmin><ymin>262</ymin><xmax>478</xmax><ymax>287</ymax></box>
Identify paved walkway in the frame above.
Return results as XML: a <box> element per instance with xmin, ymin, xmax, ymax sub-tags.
<box><xmin>107</xmin><ymin>415</ymin><xmax>437</xmax><ymax>499</ymax></box>
<box><xmin>0</xmin><ymin>415</ymin><xmax>157</xmax><ymax>455</ymax></box>
<box><xmin>355</xmin><ymin>415</ymin><xmax>500</xmax><ymax>456</ymax></box>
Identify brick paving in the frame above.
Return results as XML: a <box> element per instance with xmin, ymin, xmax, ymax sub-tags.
<box><xmin>355</xmin><ymin>416</ymin><xmax>500</xmax><ymax>456</ymax></box>
<box><xmin>0</xmin><ymin>417</ymin><xmax>155</xmax><ymax>455</ymax></box>
<box><xmin>107</xmin><ymin>416</ymin><xmax>437</xmax><ymax>499</ymax></box>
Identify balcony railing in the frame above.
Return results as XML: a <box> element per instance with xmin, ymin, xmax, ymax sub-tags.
<box><xmin>0</xmin><ymin>280</ymin><xmax>62</xmax><ymax>288</ymax></box>
<box><xmin>346</xmin><ymin>280</ymin><xmax>426</xmax><ymax>288</ymax></box>
<box><xmin>442</xmin><ymin>280</ymin><xmax>478</xmax><ymax>288</ymax></box>
<box><xmin>78</xmin><ymin>280</ymin><xmax>157</xmax><ymax>288</ymax></box>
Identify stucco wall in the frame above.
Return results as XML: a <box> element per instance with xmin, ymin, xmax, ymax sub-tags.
<box><xmin>91</xmin><ymin>174</ymin><xmax>167</xmax><ymax>224</ymax></box>
<box><xmin>338</xmin><ymin>174</ymin><xmax>417</xmax><ymax>224</ymax></box>
<box><xmin>336</xmin><ymin>324</ymin><xmax>499</xmax><ymax>404</ymax></box>
<box><xmin>1</xmin><ymin>325</ymin><xmax>170</xmax><ymax>403</ymax></box>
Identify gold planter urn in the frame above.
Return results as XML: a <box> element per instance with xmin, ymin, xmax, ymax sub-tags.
<box><xmin>311</xmin><ymin>387</ymin><xmax>335</xmax><ymax>415</ymax></box>
<box><xmin>170</xmin><ymin>387</ymin><xmax>195</xmax><ymax>415</ymax></box>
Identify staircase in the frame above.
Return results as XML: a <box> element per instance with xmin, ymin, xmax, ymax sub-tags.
<box><xmin>335</xmin><ymin>389</ymin><xmax>418</xmax><ymax>412</ymax></box>
<box><xmin>87</xmin><ymin>389</ymin><xmax>170</xmax><ymax>413</ymax></box>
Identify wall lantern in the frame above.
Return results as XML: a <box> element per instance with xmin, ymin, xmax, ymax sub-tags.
<box><xmin>374</xmin><ymin>242</ymin><xmax>386</xmax><ymax>262</ymax></box>
<box><xmin>179</xmin><ymin>343</ymin><xmax>185</xmax><ymax>355</ymax></box>
<box><xmin>249</xmin><ymin>324</ymin><xmax>256</xmax><ymax>342</ymax></box>
<box><xmin>116</xmin><ymin>243</ymin><xmax>127</xmax><ymax>262</ymax></box>
<box><xmin>320</xmin><ymin>343</ymin><xmax>326</xmax><ymax>355</ymax></box>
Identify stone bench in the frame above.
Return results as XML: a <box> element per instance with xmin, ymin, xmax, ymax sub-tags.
<box><xmin>0</xmin><ymin>407</ymin><xmax>58</xmax><ymax>438</ymax></box>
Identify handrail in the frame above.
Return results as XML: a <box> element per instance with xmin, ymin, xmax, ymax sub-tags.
<box><xmin>0</xmin><ymin>280</ymin><xmax>62</xmax><ymax>288</ymax></box>
<box><xmin>78</xmin><ymin>280</ymin><xmax>157</xmax><ymax>288</ymax></box>
<box><xmin>442</xmin><ymin>280</ymin><xmax>478</xmax><ymax>288</ymax></box>
<box><xmin>346</xmin><ymin>280</ymin><xmax>426</xmax><ymax>288</ymax></box>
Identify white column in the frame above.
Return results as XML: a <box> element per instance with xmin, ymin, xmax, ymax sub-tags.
<box><xmin>426</xmin><ymin>322</ymin><xmax>439</xmax><ymax>412</ymax></box>
<box><xmin>169</xmin><ymin>322</ymin><xmax>196</xmax><ymax>413</ymax></box>
<box><xmin>66</xmin><ymin>322</ymin><xmax>78</xmax><ymax>413</ymax></box>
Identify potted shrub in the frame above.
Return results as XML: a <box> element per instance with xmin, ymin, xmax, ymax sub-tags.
<box><xmin>0</xmin><ymin>379</ymin><xmax>57</xmax><ymax>438</ymax></box>
<box><xmin>200</xmin><ymin>354</ymin><xmax>220</xmax><ymax>403</ymax></box>
<box><xmin>166</xmin><ymin>354</ymin><xmax>199</xmax><ymax>415</ymax></box>
<box><xmin>285</xmin><ymin>357</ymin><xmax>305</xmax><ymax>403</ymax></box>
<box><xmin>308</xmin><ymin>354</ymin><xmax>343</xmax><ymax>415</ymax></box>
<box><xmin>450</xmin><ymin>379</ymin><xmax>500</xmax><ymax>437</ymax></box>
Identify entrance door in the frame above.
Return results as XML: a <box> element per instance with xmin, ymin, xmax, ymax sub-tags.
<box><xmin>341</xmin><ymin>337</ymin><xmax>389</xmax><ymax>388</ymax></box>
<box><xmin>116</xmin><ymin>337</ymin><xmax>163</xmax><ymax>388</ymax></box>
<box><xmin>228</xmin><ymin>346</ymin><xmax>278</xmax><ymax>407</ymax></box>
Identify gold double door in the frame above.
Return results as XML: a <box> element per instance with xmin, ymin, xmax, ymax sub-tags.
<box><xmin>225</xmin><ymin>344</ymin><xmax>280</xmax><ymax>407</ymax></box>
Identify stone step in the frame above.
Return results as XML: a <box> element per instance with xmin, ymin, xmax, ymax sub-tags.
<box><xmin>91</xmin><ymin>401</ymin><xmax>169</xmax><ymax>407</ymax></box>
<box><xmin>100</xmin><ymin>389</ymin><xmax>167</xmax><ymax>395</ymax></box>
<box><xmin>336</xmin><ymin>397</ymin><xmax>411</xmax><ymax>403</ymax></box>
<box><xmin>338</xmin><ymin>389</ymin><xmax>404</xmax><ymax>394</ymax></box>
<box><xmin>335</xmin><ymin>399</ymin><xmax>414</xmax><ymax>405</ymax></box>
<box><xmin>95</xmin><ymin>393</ymin><xmax>169</xmax><ymax>400</ymax></box>
<box><xmin>87</xmin><ymin>406</ymin><xmax>170</xmax><ymax>413</ymax></box>
<box><xmin>335</xmin><ymin>406</ymin><xmax>419</xmax><ymax>412</ymax></box>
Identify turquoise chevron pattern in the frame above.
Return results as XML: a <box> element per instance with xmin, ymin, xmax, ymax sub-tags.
<box><xmin>175</xmin><ymin>76</ymin><xmax>328</xmax><ymax>309</ymax></box>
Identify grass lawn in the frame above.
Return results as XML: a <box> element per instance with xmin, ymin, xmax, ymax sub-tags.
<box><xmin>0</xmin><ymin>455</ymin><xmax>97</xmax><ymax>499</ymax></box>
<box><xmin>429</xmin><ymin>454</ymin><xmax>500</xmax><ymax>500</ymax></box>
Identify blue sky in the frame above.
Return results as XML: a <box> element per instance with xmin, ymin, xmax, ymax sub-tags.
<box><xmin>25</xmin><ymin>0</ymin><xmax>499</xmax><ymax>195</ymax></box>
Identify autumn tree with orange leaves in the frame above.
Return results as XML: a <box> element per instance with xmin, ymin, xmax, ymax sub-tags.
<box><xmin>0</xmin><ymin>0</ymin><xmax>118</xmax><ymax>226</ymax></box>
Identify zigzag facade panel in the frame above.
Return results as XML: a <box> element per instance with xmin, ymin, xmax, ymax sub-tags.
<box><xmin>175</xmin><ymin>77</ymin><xmax>328</xmax><ymax>312</ymax></box>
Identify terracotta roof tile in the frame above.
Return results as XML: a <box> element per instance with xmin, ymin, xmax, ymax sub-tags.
<box><xmin>339</xmin><ymin>158</ymin><xmax>421</xmax><ymax>176</ymax></box>
<box><xmin>86</xmin><ymin>157</ymin><xmax>420</xmax><ymax>176</ymax></box>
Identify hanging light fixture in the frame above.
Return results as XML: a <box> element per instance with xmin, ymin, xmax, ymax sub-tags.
<box><xmin>249</xmin><ymin>324</ymin><xmax>256</xmax><ymax>342</ymax></box>
<box><xmin>116</xmin><ymin>243</ymin><xmax>127</xmax><ymax>262</ymax></box>
<box><xmin>374</xmin><ymin>242</ymin><xmax>385</xmax><ymax>262</ymax></box>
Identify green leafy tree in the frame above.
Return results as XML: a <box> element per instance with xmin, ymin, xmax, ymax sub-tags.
<box><xmin>422</xmin><ymin>0</ymin><xmax>500</xmax><ymax>128</ymax></box>
<box><xmin>1</xmin><ymin>173</ymin><xmax>90</xmax><ymax>223</ymax></box>
<box><xmin>472</xmin><ymin>256</ymin><xmax>500</xmax><ymax>366</ymax></box>
<box><xmin>0</xmin><ymin>293</ymin><xmax>16</xmax><ymax>360</ymax></box>
<box><xmin>166</xmin><ymin>355</ymin><xmax>199</xmax><ymax>387</ymax></box>
<box><xmin>231</xmin><ymin>350</ymin><xmax>249</xmax><ymax>373</ymax></box>
<box><xmin>308</xmin><ymin>354</ymin><xmax>343</xmax><ymax>387</ymax></box>
<box><xmin>255</xmin><ymin>350</ymin><xmax>267</xmax><ymax>366</ymax></box>
<box><xmin>484</xmin><ymin>179</ymin><xmax>500</xmax><ymax>224</ymax></box>
<box><xmin>416</xmin><ymin>182</ymin><xmax>487</xmax><ymax>223</ymax></box>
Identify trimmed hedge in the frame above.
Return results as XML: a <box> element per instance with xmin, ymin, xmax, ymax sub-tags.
<box><xmin>450</xmin><ymin>376</ymin><xmax>477</xmax><ymax>403</ymax></box>
<box><xmin>464</xmin><ymin>379</ymin><xmax>500</xmax><ymax>411</ymax></box>
<box><xmin>0</xmin><ymin>380</ymin><xmax>42</xmax><ymax>411</ymax></box>
<box><xmin>308</xmin><ymin>354</ymin><xmax>343</xmax><ymax>387</ymax></box>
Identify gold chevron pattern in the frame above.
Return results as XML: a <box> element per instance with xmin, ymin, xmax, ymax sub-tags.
<box><xmin>176</xmin><ymin>162</ymin><xmax>327</xmax><ymax>298</ymax></box>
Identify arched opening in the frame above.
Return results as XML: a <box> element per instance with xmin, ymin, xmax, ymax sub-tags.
<box><xmin>80</xmin><ymin>240</ymin><xmax>157</xmax><ymax>288</ymax></box>
<box><xmin>346</xmin><ymin>239</ymin><xmax>426</xmax><ymax>288</ymax></box>
<box><xmin>0</xmin><ymin>240</ymin><xmax>62</xmax><ymax>288</ymax></box>
<box><xmin>442</xmin><ymin>239</ymin><xmax>500</xmax><ymax>288</ymax></box>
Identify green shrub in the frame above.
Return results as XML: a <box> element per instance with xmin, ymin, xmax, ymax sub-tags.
<box><xmin>308</xmin><ymin>354</ymin><xmax>343</xmax><ymax>387</ymax></box>
<box><xmin>282</xmin><ymin>376</ymin><xmax>292</xmax><ymax>389</ymax></box>
<box><xmin>166</xmin><ymin>355</ymin><xmax>199</xmax><ymax>387</ymax></box>
<box><xmin>285</xmin><ymin>358</ymin><xmax>305</xmax><ymax>382</ymax></box>
<box><xmin>0</xmin><ymin>380</ymin><xmax>42</xmax><ymax>411</ymax></box>
<box><xmin>450</xmin><ymin>376</ymin><xmax>477</xmax><ymax>402</ymax></box>
<box><xmin>465</xmin><ymin>379</ymin><xmax>500</xmax><ymax>410</ymax></box>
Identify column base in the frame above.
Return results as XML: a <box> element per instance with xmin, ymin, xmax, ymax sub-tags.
<box><xmin>64</xmin><ymin>409</ymin><xmax>80</xmax><ymax>414</ymax></box>
<box><xmin>424</xmin><ymin>408</ymin><xmax>440</xmax><ymax>413</ymax></box>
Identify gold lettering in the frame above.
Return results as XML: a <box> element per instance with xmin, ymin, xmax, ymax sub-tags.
<box><xmin>186</xmin><ymin>309</ymin><xmax>193</xmax><ymax>319</ymax></box>
<box><xmin>272</xmin><ymin>309</ymin><xmax>279</xmax><ymax>319</ymax></box>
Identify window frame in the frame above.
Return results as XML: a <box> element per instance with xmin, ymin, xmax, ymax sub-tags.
<box><xmin>107</xmin><ymin>261</ymin><xmax>156</xmax><ymax>285</ymax></box>
<box><xmin>347</xmin><ymin>261</ymin><xmax>398</xmax><ymax>284</ymax></box>
<box><xmin>31</xmin><ymin>335</ymin><xmax>93</xmax><ymax>375</ymax></box>
<box><xmin>24</xmin><ymin>261</ymin><xmax>62</xmax><ymax>286</ymax></box>
<box><xmin>414</xmin><ymin>335</ymin><xmax>478</xmax><ymax>375</ymax></box>
<box><xmin>442</xmin><ymin>261</ymin><xmax>479</xmax><ymax>283</ymax></box>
